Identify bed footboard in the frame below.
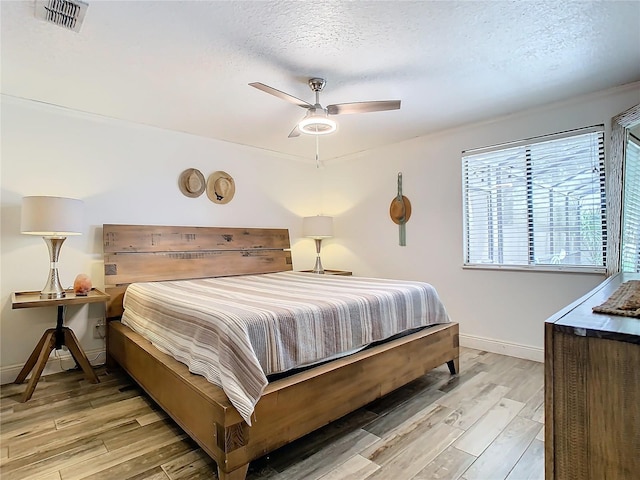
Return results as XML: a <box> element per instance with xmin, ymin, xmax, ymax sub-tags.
<box><xmin>107</xmin><ymin>320</ymin><xmax>459</xmax><ymax>479</ymax></box>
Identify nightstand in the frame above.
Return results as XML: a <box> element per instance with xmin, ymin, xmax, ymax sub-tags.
<box><xmin>300</xmin><ymin>269</ymin><xmax>352</xmax><ymax>276</ymax></box>
<box><xmin>12</xmin><ymin>288</ymin><xmax>109</xmax><ymax>402</ymax></box>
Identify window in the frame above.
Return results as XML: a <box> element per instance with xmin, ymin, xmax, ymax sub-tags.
<box><xmin>462</xmin><ymin>125</ymin><xmax>606</xmax><ymax>272</ymax></box>
<box><xmin>621</xmin><ymin>133</ymin><xmax>640</xmax><ymax>272</ymax></box>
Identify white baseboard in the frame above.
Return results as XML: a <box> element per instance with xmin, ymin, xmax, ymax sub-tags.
<box><xmin>459</xmin><ymin>334</ymin><xmax>543</xmax><ymax>363</ymax></box>
<box><xmin>0</xmin><ymin>348</ymin><xmax>106</xmax><ymax>386</ymax></box>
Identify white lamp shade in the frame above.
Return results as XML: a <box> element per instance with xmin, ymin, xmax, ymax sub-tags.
<box><xmin>21</xmin><ymin>196</ymin><xmax>84</xmax><ymax>236</ymax></box>
<box><xmin>303</xmin><ymin>215</ymin><xmax>333</xmax><ymax>239</ymax></box>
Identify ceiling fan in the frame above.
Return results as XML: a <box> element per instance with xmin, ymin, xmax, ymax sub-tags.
<box><xmin>249</xmin><ymin>78</ymin><xmax>401</xmax><ymax>138</ymax></box>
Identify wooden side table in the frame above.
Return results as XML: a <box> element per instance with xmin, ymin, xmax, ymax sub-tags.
<box><xmin>299</xmin><ymin>269</ymin><xmax>352</xmax><ymax>276</ymax></box>
<box><xmin>12</xmin><ymin>288</ymin><xmax>109</xmax><ymax>402</ymax></box>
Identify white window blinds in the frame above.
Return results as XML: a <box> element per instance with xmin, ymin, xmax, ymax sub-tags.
<box><xmin>621</xmin><ymin>133</ymin><xmax>640</xmax><ymax>272</ymax></box>
<box><xmin>462</xmin><ymin>125</ymin><xmax>606</xmax><ymax>272</ymax></box>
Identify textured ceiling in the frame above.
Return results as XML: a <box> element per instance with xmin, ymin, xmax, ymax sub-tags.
<box><xmin>2</xmin><ymin>1</ymin><xmax>640</xmax><ymax>163</ymax></box>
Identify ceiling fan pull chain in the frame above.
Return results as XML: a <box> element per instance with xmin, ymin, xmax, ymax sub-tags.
<box><xmin>315</xmin><ymin>135</ymin><xmax>321</xmax><ymax>169</ymax></box>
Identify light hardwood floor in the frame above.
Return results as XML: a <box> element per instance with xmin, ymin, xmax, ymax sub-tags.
<box><xmin>0</xmin><ymin>347</ymin><xmax>544</xmax><ymax>480</ymax></box>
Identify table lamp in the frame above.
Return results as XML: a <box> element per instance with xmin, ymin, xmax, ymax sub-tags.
<box><xmin>21</xmin><ymin>196</ymin><xmax>84</xmax><ymax>299</ymax></box>
<box><xmin>303</xmin><ymin>215</ymin><xmax>333</xmax><ymax>274</ymax></box>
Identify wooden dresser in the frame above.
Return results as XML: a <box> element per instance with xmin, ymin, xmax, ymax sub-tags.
<box><xmin>545</xmin><ymin>273</ymin><xmax>640</xmax><ymax>480</ymax></box>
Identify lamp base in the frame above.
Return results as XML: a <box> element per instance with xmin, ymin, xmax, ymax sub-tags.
<box><xmin>40</xmin><ymin>236</ymin><xmax>67</xmax><ymax>299</ymax></box>
<box><xmin>311</xmin><ymin>257</ymin><xmax>325</xmax><ymax>274</ymax></box>
<box><xmin>311</xmin><ymin>238</ymin><xmax>325</xmax><ymax>274</ymax></box>
<box><xmin>40</xmin><ymin>289</ymin><xmax>66</xmax><ymax>300</ymax></box>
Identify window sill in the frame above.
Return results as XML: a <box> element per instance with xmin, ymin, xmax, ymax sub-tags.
<box><xmin>462</xmin><ymin>264</ymin><xmax>607</xmax><ymax>274</ymax></box>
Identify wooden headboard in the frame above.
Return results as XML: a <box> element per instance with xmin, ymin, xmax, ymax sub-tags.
<box><xmin>103</xmin><ymin>224</ymin><xmax>292</xmax><ymax>318</ymax></box>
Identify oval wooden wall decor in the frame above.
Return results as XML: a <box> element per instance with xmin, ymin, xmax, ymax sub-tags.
<box><xmin>390</xmin><ymin>196</ymin><xmax>412</xmax><ymax>225</ymax></box>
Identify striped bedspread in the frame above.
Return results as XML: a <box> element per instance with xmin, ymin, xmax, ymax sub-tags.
<box><xmin>121</xmin><ymin>271</ymin><xmax>450</xmax><ymax>424</ymax></box>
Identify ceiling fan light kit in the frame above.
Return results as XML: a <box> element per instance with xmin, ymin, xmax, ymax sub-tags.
<box><xmin>249</xmin><ymin>77</ymin><xmax>400</xmax><ymax>138</ymax></box>
<box><xmin>298</xmin><ymin>108</ymin><xmax>337</xmax><ymax>135</ymax></box>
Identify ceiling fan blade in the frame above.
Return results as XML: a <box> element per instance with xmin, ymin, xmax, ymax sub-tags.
<box><xmin>249</xmin><ymin>82</ymin><xmax>312</xmax><ymax>109</ymax></box>
<box><xmin>288</xmin><ymin>125</ymin><xmax>301</xmax><ymax>138</ymax></box>
<box><xmin>327</xmin><ymin>100</ymin><xmax>401</xmax><ymax>115</ymax></box>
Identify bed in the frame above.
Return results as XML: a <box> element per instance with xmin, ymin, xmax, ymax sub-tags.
<box><xmin>104</xmin><ymin>224</ymin><xmax>459</xmax><ymax>480</ymax></box>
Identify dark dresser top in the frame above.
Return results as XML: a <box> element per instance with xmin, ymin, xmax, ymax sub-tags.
<box><xmin>546</xmin><ymin>272</ymin><xmax>640</xmax><ymax>345</ymax></box>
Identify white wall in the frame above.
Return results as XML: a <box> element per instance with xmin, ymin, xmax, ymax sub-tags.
<box><xmin>320</xmin><ymin>83</ymin><xmax>640</xmax><ymax>361</ymax></box>
<box><xmin>2</xmin><ymin>84</ymin><xmax>639</xmax><ymax>384</ymax></box>
<box><xmin>0</xmin><ymin>95</ymin><xmax>323</xmax><ymax>383</ymax></box>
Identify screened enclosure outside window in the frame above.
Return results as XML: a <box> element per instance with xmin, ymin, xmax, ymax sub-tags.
<box><xmin>621</xmin><ymin>133</ymin><xmax>640</xmax><ymax>272</ymax></box>
<box><xmin>462</xmin><ymin>125</ymin><xmax>606</xmax><ymax>272</ymax></box>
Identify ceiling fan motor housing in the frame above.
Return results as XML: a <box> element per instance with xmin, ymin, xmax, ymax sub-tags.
<box><xmin>308</xmin><ymin>78</ymin><xmax>327</xmax><ymax>92</ymax></box>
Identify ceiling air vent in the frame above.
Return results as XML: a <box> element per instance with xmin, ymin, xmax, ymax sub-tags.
<box><xmin>35</xmin><ymin>0</ymin><xmax>88</xmax><ymax>33</ymax></box>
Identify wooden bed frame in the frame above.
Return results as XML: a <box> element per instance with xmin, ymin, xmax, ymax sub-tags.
<box><xmin>103</xmin><ymin>224</ymin><xmax>459</xmax><ymax>480</ymax></box>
